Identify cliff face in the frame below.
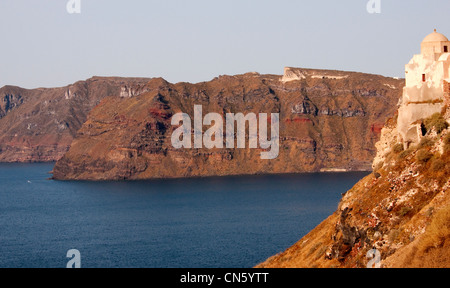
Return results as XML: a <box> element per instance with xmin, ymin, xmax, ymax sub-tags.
<box><xmin>51</xmin><ymin>69</ymin><xmax>403</xmax><ymax>180</ymax></box>
<box><xmin>257</xmin><ymin>108</ymin><xmax>450</xmax><ymax>268</ymax></box>
<box><xmin>0</xmin><ymin>77</ymin><xmax>150</xmax><ymax>162</ymax></box>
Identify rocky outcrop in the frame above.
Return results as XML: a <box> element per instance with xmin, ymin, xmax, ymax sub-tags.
<box><xmin>282</xmin><ymin>67</ymin><xmax>350</xmax><ymax>83</ymax></box>
<box><xmin>52</xmin><ymin>69</ymin><xmax>404</xmax><ymax>180</ymax></box>
<box><xmin>0</xmin><ymin>77</ymin><xmax>151</xmax><ymax>162</ymax></box>
<box><xmin>281</xmin><ymin>67</ymin><xmax>306</xmax><ymax>83</ymax></box>
<box><xmin>257</xmin><ymin>35</ymin><xmax>450</xmax><ymax>267</ymax></box>
<box><xmin>0</xmin><ymin>86</ymin><xmax>26</xmax><ymax>118</ymax></box>
<box><xmin>257</xmin><ymin>106</ymin><xmax>450</xmax><ymax>268</ymax></box>
<box><xmin>120</xmin><ymin>85</ymin><xmax>150</xmax><ymax>98</ymax></box>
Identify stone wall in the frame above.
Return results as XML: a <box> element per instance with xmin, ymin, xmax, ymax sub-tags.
<box><xmin>444</xmin><ymin>80</ymin><xmax>450</xmax><ymax>105</ymax></box>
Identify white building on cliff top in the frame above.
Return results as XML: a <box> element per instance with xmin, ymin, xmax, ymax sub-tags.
<box><xmin>398</xmin><ymin>29</ymin><xmax>450</xmax><ymax>146</ymax></box>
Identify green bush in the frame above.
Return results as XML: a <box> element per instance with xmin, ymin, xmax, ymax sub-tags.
<box><xmin>424</xmin><ymin>113</ymin><xmax>449</xmax><ymax>134</ymax></box>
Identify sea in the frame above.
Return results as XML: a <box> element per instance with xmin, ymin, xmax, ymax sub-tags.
<box><xmin>0</xmin><ymin>163</ymin><xmax>368</xmax><ymax>268</ymax></box>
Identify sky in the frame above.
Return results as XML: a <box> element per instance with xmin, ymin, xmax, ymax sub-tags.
<box><xmin>0</xmin><ymin>0</ymin><xmax>449</xmax><ymax>89</ymax></box>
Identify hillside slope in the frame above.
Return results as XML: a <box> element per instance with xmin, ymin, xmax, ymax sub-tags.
<box><xmin>0</xmin><ymin>77</ymin><xmax>151</xmax><ymax>162</ymax></box>
<box><xmin>257</xmin><ymin>112</ymin><xmax>450</xmax><ymax>268</ymax></box>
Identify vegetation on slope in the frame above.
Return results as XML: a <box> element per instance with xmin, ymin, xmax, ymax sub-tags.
<box><xmin>258</xmin><ymin>111</ymin><xmax>450</xmax><ymax>268</ymax></box>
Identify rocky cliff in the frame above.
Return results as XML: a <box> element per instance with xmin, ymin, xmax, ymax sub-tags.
<box><xmin>0</xmin><ymin>77</ymin><xmax>150</xmax><ymax>162</ymax></box>
<box><xmin>257</xmin><ymin>107</ymin><xmax>450</xmax><ymax>268</ymax></box>
<box><xmin>51</xmin><ymin>68</ymin><xmax>404</xmax><ymax>180</ymax></box>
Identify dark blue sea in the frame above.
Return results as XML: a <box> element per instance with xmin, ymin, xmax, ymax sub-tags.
<box><xmin>0</xmin><ymin>163</ymin><xmax>367</xmax><ymax>268</ymax></box>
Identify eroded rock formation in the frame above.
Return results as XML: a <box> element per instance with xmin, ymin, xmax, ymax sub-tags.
<box><xmin>51</xmin><ymin>69</ymin><xmax>403</xmax><ymax>180</ymax></box>
<box><xmin>0</xmin><ymin>77</ymin><xmax>151</xmax><ymax>162</ymax></box>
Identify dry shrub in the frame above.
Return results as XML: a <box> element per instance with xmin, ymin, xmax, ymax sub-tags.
<box><xmin>416</xmin><ymin>149</ymin><xmax>433</xmax><ymax>164</ymax></box>
<box><xmin>413</xmin><ymin>206</ymin><xmax>450</xmax><ymax>268</ymax></box>
<box><xmin>424</xmin><ymin>113</ymin><xmax>449</xmax><ymax>134</ymax></box>
<box><xmin>431</xmin><ymin>158</ymin><xmax>445</xmax><ymax>172</ymax></box>
<box><xmin>445</xmin><ymin>133</ymin><xmax>450</xmax><ymax>145</ymax></box>
<box><xmin>398</xmin><ymin>206</ymin><xmax>412</xmax><ymax>217</ymax></box>
<box><xmin>418</xmin><ymin>137</ymin><xmax>434</xmax><ymax>149</ymax></box>
<box><xmin>444</xmin><ymin>134</ymin><xmax>450</xmax><ymax>153</ymax></box>
<box><xmin>424</xmin><ymin>206</ymin><xmax>450</xmax><ymax>248</ymax></box>
<box><xmin>392</xmin><ymin>143</ymin><xmax>404</xmax><ymax>154</ymax></box>
<box><xmin>398</xmin><ymin>148</ymin><xmax>413</xmax><ymax>160</ymax></box>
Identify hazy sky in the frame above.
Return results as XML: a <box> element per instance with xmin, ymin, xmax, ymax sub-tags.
<box><xmin>0</xmin><ymin>0</ymin><xmax>449</xmax><ymax>89</ymax></box>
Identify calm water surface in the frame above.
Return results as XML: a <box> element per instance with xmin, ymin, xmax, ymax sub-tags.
<box><xmin>0</xmin><ymin>163</ymin><xmax>368</xmax><ymax>268</ymax></box>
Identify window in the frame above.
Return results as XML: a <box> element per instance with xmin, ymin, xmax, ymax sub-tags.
<box><xmin>422</xmin><ymin>74</ymin><xmax>426</xmax><ymax>82</ymax></box>
<box><xmin>445</xmin><ymin>46</ymin><xmax>448</xmax><ymax>53</ymax></box>
<box><xmin>421</xmin><ymin>123</ymin><xmax>427</xmax><ymax>136</ymax></box>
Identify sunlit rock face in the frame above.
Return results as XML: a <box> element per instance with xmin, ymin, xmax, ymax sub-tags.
<box><xmin>51</xmin><ymin>69</ymin><xmax>403</xmax><ymax>180</ymax></box>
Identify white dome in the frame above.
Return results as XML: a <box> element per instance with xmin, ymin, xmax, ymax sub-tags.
<box><xmin>422</xmin><ymin>29</ymin><xmax>449</xmax><ymax>43</ymax></box>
